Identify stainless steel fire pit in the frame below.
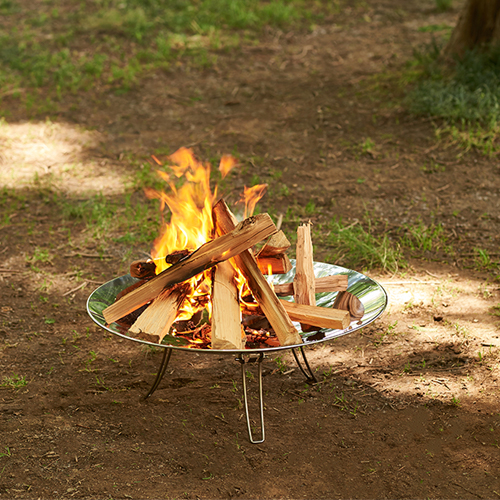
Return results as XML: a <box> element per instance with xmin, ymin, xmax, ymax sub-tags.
<box><xmin>87</xmin><ymin>261</ymin><xmax>388</xmax><ymax>442</ymax></box>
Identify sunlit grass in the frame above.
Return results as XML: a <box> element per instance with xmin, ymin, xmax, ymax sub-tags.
<box><xmin>321</xmin><ymin>218</ymin><xmax>404</xmax><ymax>273</ymax></box>
<box><xmin>0</xmin><ymin>0</ymin><xmax>333</xmax><ymax>107</ymax></box>
<box><xmin>407</xmin><ymin>43</ymin><xmax>500</xmax><ymax>155</ymax></box>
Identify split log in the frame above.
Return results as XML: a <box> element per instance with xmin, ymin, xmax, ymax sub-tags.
<box><xmin>130</xmin><ymin>260</ymin><xmax>156</xmax><ymax>279</ymax></box>
<box><xmin>211</xmin><ymin>261</ymin><xmax>245</xmax><ymax>350</ymax></box>
<box><xmin>293</xmin><ymin>223</ymin><xmax>316</xmax><ymax>331</ymax></box>
<box><xmin>333</xmin><ymin>291</ymin><xmax>364</xmax><ymax>321</ymax></box>
<box><xmin>273</xmin><ymin>274</ymin><xmax>348</xmax><ymax>297</ymax></box>
<box><xmin>256</xmin><ymin>254</ymin><xmax>292</xmax><ymax>275</ymax></box>
<box><xmin>280</xmin><ymin>300</ymin><xmax>350</xmax><ymax>331</ymax></box>
<box><xmin>257</xmin><ymin>230</ymin><xmax>291</xmax><ymax>258</ymax></box>
<box><xmin>213</xmin><ymin>200</ymin><xmax>302</xmax><ymax>347</ymax></box>
<box><xmin>128</xmin><ymin>283</ymin><xmax>189</xmax><ymax>343</ymax></box>
<box><xmin>103</xmin><ymin>213</ymin><xmax>277</xmax><ymax>324</ymax></box>
<box><xmin>165</xmin><ymin>249</ymin><xmax>191</xmax><ymax>265</ymax></box>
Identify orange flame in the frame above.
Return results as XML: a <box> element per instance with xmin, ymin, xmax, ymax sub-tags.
<box><xmin>145</xmin><ymin>148</ymin><xmax>217</xmax><ymax>272</ymax></box>
<box><xmin>145</xmin><ymin>148</ymin><xmax>245</xmax><ymax>326</ymax></box>
<box><xmin>145</xmin><ymin>147</ymin><xmax>272</xmax><ymax>336</ymax></box>
<box><xmin>219</xmin><ymin>155</ymin><xmax>238</xmax><ymax>179</ymax></box>
<box><xmin>241</xmin><ymin>184</ymin><xmax>268</xmax><ymax>219</ymax></box>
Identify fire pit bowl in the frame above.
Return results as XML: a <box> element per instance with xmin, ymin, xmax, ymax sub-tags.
<box><xmin>87</xmin><ymin>261</ymin><xmax>387</xmax><ymax>352</ymax></box>
<box><xmin>87</xmin><ymin>261</ymin><xmax>387</xmax><ymax>442</ymax></box>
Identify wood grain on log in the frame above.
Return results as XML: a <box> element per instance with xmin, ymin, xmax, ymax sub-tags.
<box><xmin>211</xmin><ymin>261</ymin><xmax>245</xmax><ymax>350</ymax></box>
<box><xmin>213</xmin><ymin>200</ymin><xmax>302</xmax><ymax>347</ymax></box>
<box><xmin>128</xmin><ymin>284</ymin><xmax>189</xmax><ymax>343</ymax></box>
<box><xmin>273</xmin><ymin>274</ymin><xmax>348</xmax><ymax>297</ymax></box>
<box><xmin>294</xmin><ymin>223</ymin><xmax>316</xmax><ymax>331</ymax></box>
<box><xmin>332</xmin><ymin>291</ymin><xmax>364</xmax><ymax>321</ymax></box>
<box><xmin>280</xmin><ymin>300</ymin><xmax>350</xmax><ymax>331</ymax></box>
<box><xmin>256</xmin><ymin>230</ymin><xmax>291</xmax><ymax>258</ymax></box>
<box><xmin>256</xmin><ymin>254</ymin><xmax>292</xmax><ymax>275</ymax></box>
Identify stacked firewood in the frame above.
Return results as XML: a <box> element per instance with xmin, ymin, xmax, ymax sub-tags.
<box><xmin>103</xmin><ymin>200</ymin><xmax>363</xmax><ymax>349</ymax></box>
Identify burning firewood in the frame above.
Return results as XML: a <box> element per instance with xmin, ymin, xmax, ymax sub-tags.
<box><xmin>256</xmin><ymin>230</ymin><xmax>291</xmax><ymax>274</ymax></box>
<box><xmin>211</xmin><ymin>261</ymin><xmax>245</xmax><ymax>350</ymax></box>
<box><xmin>280</xmin><ymin>300</ymin><xmax>350</xmax><ymax>330</ymax></box>
<box><xmin>256</xmin><ymin>254</ymin><xmax>292</xmax><ymax>275</ymax></box>
<box><xmin>128</xmin><ymin>283</ymin><xmax>190</xmax><ymax>344</ymax></box>
<box><xmin>273</xmin><ymin>275</ymin><xmax>348</xmax><ymax>297</ymax></box>
<box><xmin>165</xmin><ymin>249</ymin><xmax>191</xmax><ymax>265</ymax></box>
<box><xmin>130</xmin><ymin>260</ymin><xmax>157</xmax><ymax>279</ymax></box>
<box><xmin>103</xmin><ymin>213</ymin><xmax>277</xmax><ymax>325</ymax></box>
<box><xmin>293</xmin><ymin>223</ymin><xmax>316</xmax><ymax>331</ymax></box>
<box><xmin>256</xmin><ymin>230</ymin><xmax>291</xmax><ymax>257</ymax></box>
<box><xmin>212</xmin><ymin>199</ymin><xmax>302</xmax><ymax>347</ymax></box>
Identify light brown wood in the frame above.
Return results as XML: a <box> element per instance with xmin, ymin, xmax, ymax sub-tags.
<box><xmin>257</xmin><ymin>230</ymin><xmax>291</xmax><ymax>258</ymax></box>
<box><xmin>280</xmin><ymin>300</ymin><xmax>350</xmax><ymax>331</ymax></box>
<box><xmin>128</xmin><ymin>284</ymin><xmax>189</xmax><ymax>343</ymax></box>
<box><xmin>273</xmin><ymin>275</ymin><xmax>348</xmax><ymax>297</ymax></box>
<box><xmin>256</xmin><ymin>254</ymin><xmax>292</xmax><ymax>275</ymax></box>
<box><xmin>333</xmin><ymin>291</ymin><xmax>364</xmax><ymax>321</ymax></box>
<box><xmin>213</xmin><ymin>200</ymin><xmax>302</xmax><ymax>347</ymax></box>
<box><xmin>103</xmin><ymin>213</ymin><xmax>277</xmax><ymax>324</ymax></box>
<box><xmin>211</xmin><ymin>261</ymin><xmax>245</xmax><ymax>350</ymax></box>
<box><xmin>294</xmin><ymin>223</ymin><xmax>316</xmax><ymax>331</ymax></box>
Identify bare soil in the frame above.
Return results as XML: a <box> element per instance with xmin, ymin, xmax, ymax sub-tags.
<box><xmin>1</xmin><ymin>1</ymin><xmax>500</xmax><ymax>499</ymax></box>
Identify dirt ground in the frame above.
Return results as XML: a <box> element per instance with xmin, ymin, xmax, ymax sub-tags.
<box><xmin>1</xmin><ymin>1</ymin><xmax>500</xmax><ymax>499</ymax></box>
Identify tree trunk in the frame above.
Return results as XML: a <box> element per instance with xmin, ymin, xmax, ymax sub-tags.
<box><xmin>445</xmin><ymin>0</ymin><xmax>500</xmax><ymax>57</ymax></box>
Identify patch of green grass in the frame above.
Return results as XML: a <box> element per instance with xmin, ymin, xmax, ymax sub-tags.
<box><xmin>473</xmin><ymin>248</ymin><xmax>498</xmax><ymax>271</ymax></box>
<box><xmin>324</xmin><ymin>217</ymin><xmax>404</xmax><ymax>273</ymax></box>
<box><xmin>417</xmin><ymin>24</ymin><xmax>453</xmax><ymax>34</ymax></box>
<box><xmin>399</xmin><ymin>219</ymin><xmax>451</xmax><ymax>255</ymax></box>
<box><xmin>0</xmin><ymin>1</ymin><xmax>331</xmax><ymax>104</ymax></box>
<box><xmin>1</xmin><ymin>373</ymin><xmax>27</xmax><ymax>389</ymax></box>
<box><xmin>407</xmin><ymin>43</ymin><xmax>500</xmax><ymax>154</ymax></box>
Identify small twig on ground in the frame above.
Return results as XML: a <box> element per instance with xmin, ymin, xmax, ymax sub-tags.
<box><xmin>214</xmin><ymin>415</ymin><xmax>229</xmax><ymax>425</ymax></box>
<box><xmin>424</xmin><ymin>269</ymin><xmax>441</xmax><ymax>279</ymax></box>
<box><xmin>63</xmin><ymin>282</ymin><xmax>88</xmax><ymax>296</ymax></box>
<box><xmin>451</xmin><ymin>482</ymin><xmax>484</xmax><ymax>499</ymax></box>
<box><xmin>436</xmin><ymin>183</ymin><xmax>450</xmax><ymax>192</ymax></box>
<box><xmin>64</xmin><ymin>253</ymin><xmax>113</xmax><ymax>259</ymax></box>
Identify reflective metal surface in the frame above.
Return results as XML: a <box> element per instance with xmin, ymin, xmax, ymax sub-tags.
<box><xmin>87</xmin><ymin>261</ymin><xmax>388</xmax><ymax>354</ymax></box>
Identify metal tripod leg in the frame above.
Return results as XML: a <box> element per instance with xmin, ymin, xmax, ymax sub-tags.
<box><xmin>145</xmin><ymin>347</ymin><xmax>173</xmax><ymax>399</ymax></box>
<box><xmin>236</xmin><ymin>353</ymin><xmax>265</xmax><ymax>444</ymax></box>
<box><xmin>292</xmin><ymin>346</ymin><xmax>317</xmax><ymax>384</ymax></box>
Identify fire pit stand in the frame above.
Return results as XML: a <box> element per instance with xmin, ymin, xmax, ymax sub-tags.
<box><xmin>87</xmin><ymin>262</ymin><xmax>387</xmax><ymax>443</ymax></box>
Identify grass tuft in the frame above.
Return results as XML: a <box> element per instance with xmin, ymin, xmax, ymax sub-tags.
<box><xmin>325</xmin><ymin>218</ymin><xmax>404</xmax><ymax>273</ymax></box>
<box><xmin>407</xmin><ymin>43</ymin><xmax>500</xmax><ymax>154</ymax></box>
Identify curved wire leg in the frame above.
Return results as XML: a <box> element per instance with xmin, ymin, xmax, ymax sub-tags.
<box><xmin>144</xmin><ymin>347</ymin><xmax>173</xmax><ymax>399</ymax></box>
<box><xmin>292</xmin><ymin>346</ymin><xmax>318</xmax><ymax>384</ymax></box>
<box><xmin>236</xmin><ymin>353</ymin><xmax>265</xmax><ymax>444</ymax></box>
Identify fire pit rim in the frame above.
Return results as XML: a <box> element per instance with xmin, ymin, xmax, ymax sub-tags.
<box><xmin>86</xmin><ymin>261</ymin><xmax>388</xmax><ymax>354</ymax></box>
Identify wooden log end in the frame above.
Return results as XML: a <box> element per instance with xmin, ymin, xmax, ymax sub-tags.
<box><xmin>333</xmin><ymin>291</ymin><xmax>364</xmax><ymax>321</ymax></box>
